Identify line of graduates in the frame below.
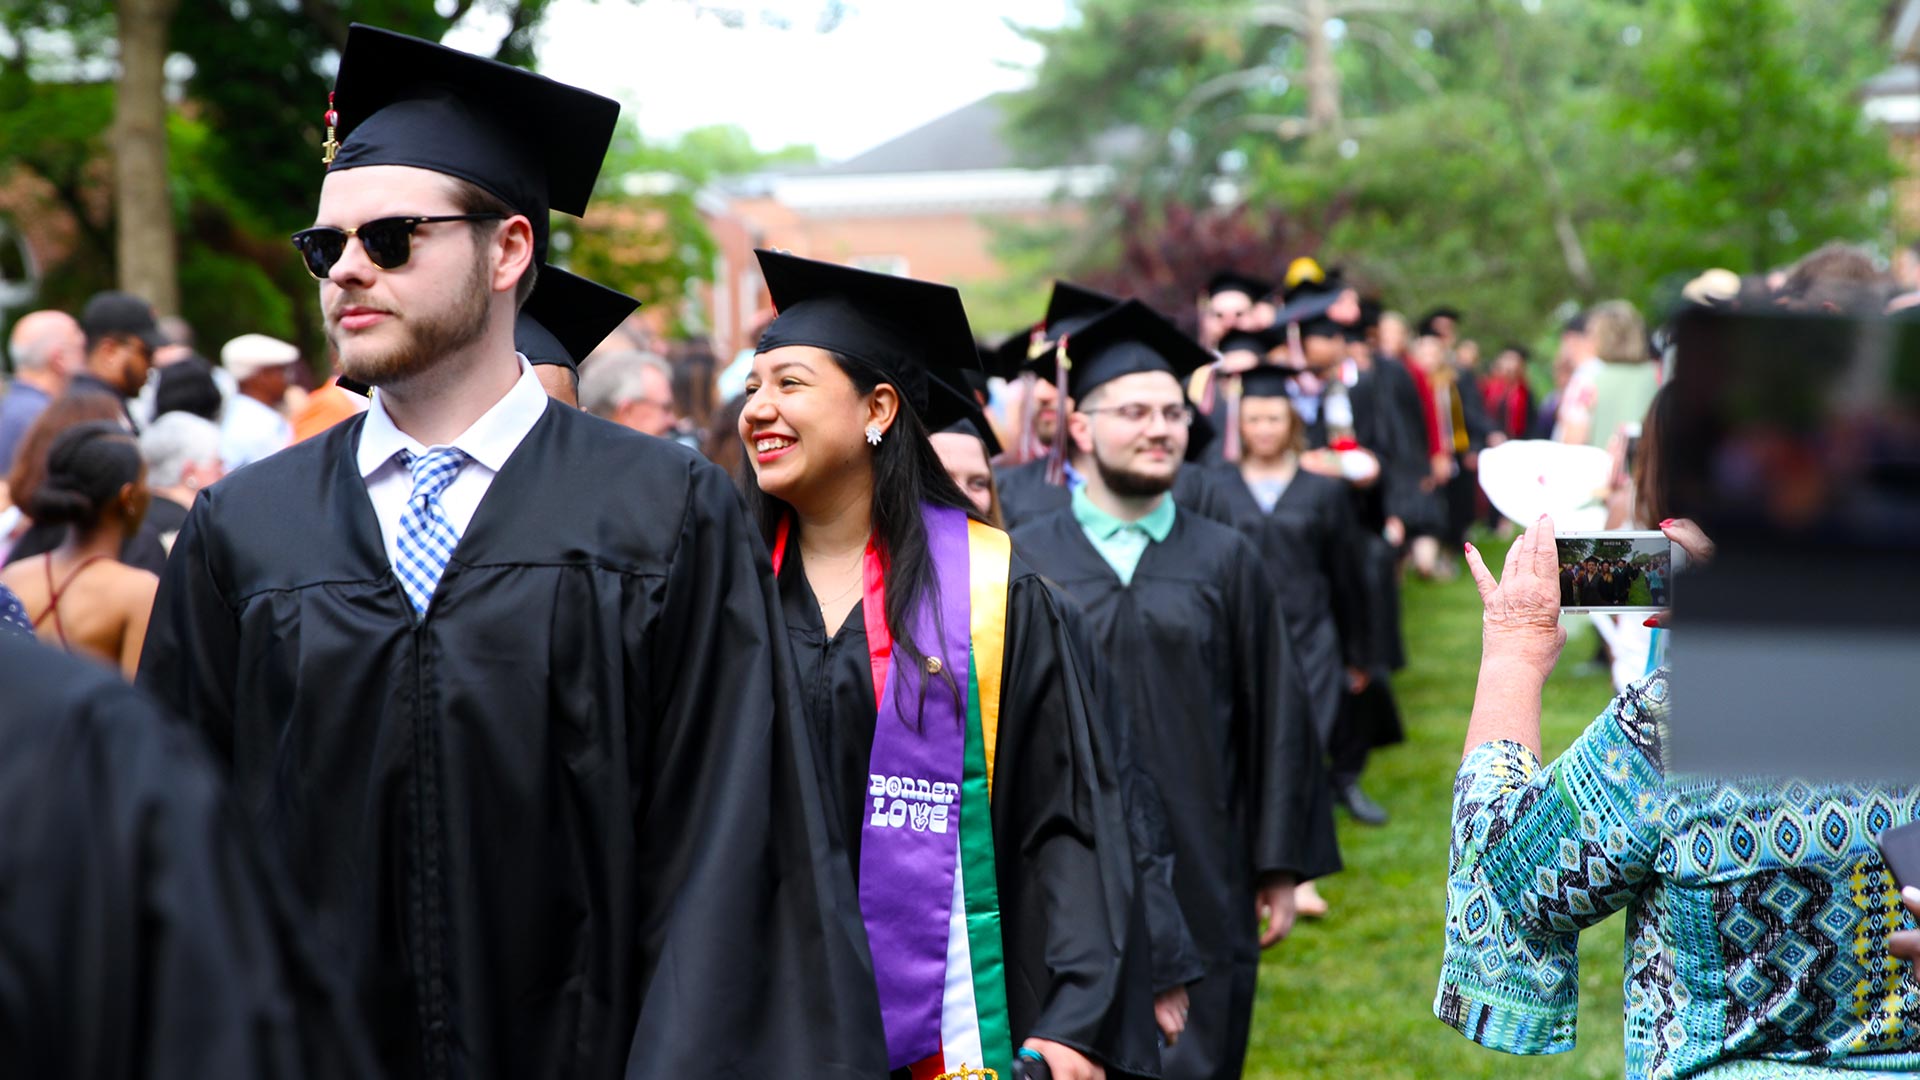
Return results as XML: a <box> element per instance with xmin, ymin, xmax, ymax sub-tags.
<box><xmin>1560</xmin><ymin>556</ymin><xmax>1652</xmax><ymax>608</ymax></box>
<box><xmin>989</xmin><ymin>265</ymin><xmax>1447</xmax><ymax>835</ymax></box>
<box><xmin>5</xmin><ymin>23</ymin><xmax>1344</xmax><ymax>1080</ymax></box>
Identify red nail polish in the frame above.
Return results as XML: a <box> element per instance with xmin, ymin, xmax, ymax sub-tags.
<box><xmin>1463</xmin><ymin>543</ymin><xmax>1471</xmax><ymax>553</ymax></box>
<box><xmin>1659</xmin><ymin>519</ymin><xmax>1675</xmax><ymax>528</ymax></box>
<box><xmin>1643</xmin><ymin>616</ymin><xmax>1663</xmax><ymax>628</ymax></box>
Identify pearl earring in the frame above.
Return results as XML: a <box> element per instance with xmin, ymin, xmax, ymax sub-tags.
<box><xmin>865</xmin><ymin>424</ymin><xmax>883</xmax><ymax>446</ymax></box>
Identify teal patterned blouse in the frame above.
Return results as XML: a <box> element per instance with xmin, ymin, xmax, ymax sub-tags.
<box><xmin>1436</xmin><ymin>670</ymin><xmax>1920</xmax><ymax>1078</ymax></box>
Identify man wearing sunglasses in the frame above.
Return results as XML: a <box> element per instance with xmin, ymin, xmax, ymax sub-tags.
<box><xmin>137</xmin><ymin>24</ymin><xmax>881</xmax><ymax>1080</ymax></box>
<box><xmin>1013</xmin><ymin>301</ymin><xmax>1339</xmax><ymax>1080</ymax></box>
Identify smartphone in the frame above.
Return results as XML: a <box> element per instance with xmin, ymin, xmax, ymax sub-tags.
<box><xmin>1879</xmin><ymin>819</ymin><xmax>1920</xmax><ymax>891</ymax></box>
<box><xmin>1553</xmin><ymin>530</ymin><xmax>1685</xmax><ymax>614</ymax></box>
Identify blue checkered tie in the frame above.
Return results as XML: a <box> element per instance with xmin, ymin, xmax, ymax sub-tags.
<box><xmin>393</xmin><ymin>447</ymin><xmax>469</xmax><ymax>616</ymax></box>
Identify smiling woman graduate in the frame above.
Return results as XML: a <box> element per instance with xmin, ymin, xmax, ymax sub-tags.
<box><xmin>739</xmin><ymin>250</ymin><xmax>1158</xmax><ymax>1080</ymax></box>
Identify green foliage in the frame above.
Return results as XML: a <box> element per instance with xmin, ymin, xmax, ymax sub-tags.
<box><xmin>1602</xmin><ymin>0</ymin><xmax>1896</xmax><ymax>278</ymax></box>
<box><xmin>661</xmin><ymin>123</ymin><xmax>818</xmax><ymax>183</ymax></box>
<box><xmin>177</xmin><ymin>244</ymin><xmax>295</xmax><ymax>345</ymax></box>
<box><xmin>2</xmin><ymin>0</ymin><xmax>765</xmax><ymax>352</ymax></box>
<box><xmin>557</xmin><ymin>122</ymin><xmax>818</xmax><ymax>336</ymax></box>
<box><xmin>1005</xmin><ymin>0</ymin><xmax>1902</xmax><ymax>352</ymax></box>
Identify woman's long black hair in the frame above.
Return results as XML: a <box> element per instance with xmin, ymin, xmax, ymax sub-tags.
<box><xmin>742</xmin><ymin>352</ymin><xmax>981</xmax><ymax>719</ymax></box>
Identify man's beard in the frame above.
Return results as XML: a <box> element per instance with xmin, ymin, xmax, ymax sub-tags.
<box><xmin>1094</xmin><ymin>446</ymin><xmax>1177</xmax><ymax>498</ymax></box>
<box><xmin>1032</xmin><ymin>411</ymin><xmax>1057</xmax><ymax>448</ymax></box>
<box><xmin>330</xmin><ymin>253</ymin><xmax>490</xmax><ymax>387</ymax></box>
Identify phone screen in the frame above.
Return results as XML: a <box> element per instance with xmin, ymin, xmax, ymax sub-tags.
<box><xmin>1553</xmin><ymin>532</ymin><xmax>1674</xmax><ymax>612</ymax></box>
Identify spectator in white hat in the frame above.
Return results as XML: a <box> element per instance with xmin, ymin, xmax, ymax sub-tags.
<box><xmin>218</xmin><ymin>334</ymin><xmax>299</xmax><ymax>471</ymax></box>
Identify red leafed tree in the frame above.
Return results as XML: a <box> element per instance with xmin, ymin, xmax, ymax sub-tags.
<box><xmin>1077</xmin><ymin>195</ymin><xmax>1351</xmax><ymax>334</ymax></box>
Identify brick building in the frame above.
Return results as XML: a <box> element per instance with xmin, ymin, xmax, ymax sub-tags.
<box><xmin>699</xmin><ymin>95</ymin><xmax>1129</xmax><ymax>360</ymax></box>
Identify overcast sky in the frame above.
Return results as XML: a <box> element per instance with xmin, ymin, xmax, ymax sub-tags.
<box><xmin>447</xmin><ymin>0</ymin><xmax>1070</xmax><ymax>161</ymax></box>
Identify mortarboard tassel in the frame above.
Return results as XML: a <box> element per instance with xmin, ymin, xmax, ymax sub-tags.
<box><xmin>321</xmin><ymin>92</ymin><xmax>340</xmax><ymax>166</ymax></box>
<box><xmin>1012</xmin><ymin>371</ymin><xmax>1042</xmax><ymax>465</ymax></box>
<box><xmin>1043</xmin><ymin>336</ymin><xmax>1072</xmax><ymax>487</ymax></box>
<box><xmin>1221</xmin><ymin>371</ymin><xmax>1244</xmax><ymax>464</ymax></box>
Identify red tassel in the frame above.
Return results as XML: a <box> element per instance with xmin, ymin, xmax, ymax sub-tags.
<box><xmin>1221</xmin><ymin>371</ymin><xmax>1243</xmax><ymax>464</ymax></box>
<box><xmin>1044</xmin><ymin>336</ymin><xmax>1071</xmax><ymax>487</ymax></box>
<box><xmin>1011</xmin><ymin>371</ymin><xmax>1041</xmax><ymax>465</ymax></box>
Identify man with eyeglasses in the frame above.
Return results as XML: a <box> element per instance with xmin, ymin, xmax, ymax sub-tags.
<box><xmin>137</xmin><ymin>24</ymin><xmax>880</xmax><ymax>1080</ymax></box>
<box><xmin>1012</xmin><ymin>300</ymin><xmax>1339</xmax><ymax>1080</ymax></box>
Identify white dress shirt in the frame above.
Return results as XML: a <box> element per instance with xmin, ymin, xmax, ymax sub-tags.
<box><xmin>356</xmin><ymin>358</ymin><xmax>549</xmax><ymax>571</ymax></box>
<box><xmin>221</xmin><ymin>392</ymin><xmax>294</xmax><ymax>471</ymax></box>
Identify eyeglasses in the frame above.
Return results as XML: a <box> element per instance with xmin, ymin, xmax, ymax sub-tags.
<box><xmin>1080</xmin><ymin>402</ymin><xmax>1195</xmax><ymax>427</ymax></box>
<box><xmin>290</xmin><ymin>213</ymin><xmax>505</xmax><ymax>280</ymax></box>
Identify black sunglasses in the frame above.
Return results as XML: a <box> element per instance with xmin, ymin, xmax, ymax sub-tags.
<box><xmin>290</xmin><ymin>213</ymin><xmax>505</xmax><ymax>280</ymax></box>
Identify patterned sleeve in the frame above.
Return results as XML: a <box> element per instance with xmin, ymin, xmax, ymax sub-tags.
<box><xmin>0</xmin><ymin>583</ymin><xmax>32</xmax><ymax>639</ymax></box>
<box><xmin>1434</xmin><ymin>672</ymin><xmax>1671</xmax><ymax>1055</ymax></box>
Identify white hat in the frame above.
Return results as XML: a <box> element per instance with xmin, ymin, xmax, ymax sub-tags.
<box><xmin>221</xmin><ymin>333</ymin><xmax>300</xmax><ymax>380</ymax></box>
<box><xmin>1477</xmin><ymin>439</ymin><xmax>1615</xmax><ymax>531</ymax></box>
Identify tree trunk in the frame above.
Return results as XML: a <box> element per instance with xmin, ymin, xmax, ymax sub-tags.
<box><xmin>1302</xmin><ymin>0</ymin><xmax>1342</xmax><ymax>134</ymax></box>
<box><xmin>1477</xmin><ymin>0</ymin><xmax>1594</xmax><ymax>292</ymax></box>
<box><xmin>111</xmin><ymin>0</ymin><xmax>181</xmax><ymax>316</ymax></box>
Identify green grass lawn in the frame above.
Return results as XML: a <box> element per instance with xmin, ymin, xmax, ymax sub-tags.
<box><xmin>1243</xmin><ymin>535</ymin><xmax>1629</xmax><ymax>1078</ymax></box>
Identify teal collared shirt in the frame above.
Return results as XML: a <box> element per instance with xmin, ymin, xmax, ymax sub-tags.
<box><xmin>1071</xmin><ymin>486</ymin><xmax>1176</xmax><ymax>586</ymax></box>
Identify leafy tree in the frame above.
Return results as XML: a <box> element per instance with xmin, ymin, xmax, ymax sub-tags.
<box><xmin>558</xmin><ymin>122</ymin><xmax>817</xmax><ymax>336</ymax></box>
<box><xmin>1001</xmin><ymin>0</ymin><xmax>1902</xmax><ymax>351</ymax></box>
<box><xmin>1599</xmin><ymin>0</ymin><xmax>1896</xmax><ymax>279</ymax></box>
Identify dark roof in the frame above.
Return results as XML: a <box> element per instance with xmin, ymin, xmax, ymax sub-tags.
<box><xmin>812</xmin><ymin>94</ymin><xmax>1142</xmax><ymax>176</ymax></box>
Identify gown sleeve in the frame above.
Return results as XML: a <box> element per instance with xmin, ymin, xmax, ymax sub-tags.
<box><xmin>1319</xmin><ymin>483</ymin><xmax>1374</xmax><ymax>671</ymax></box>
<box><xmin>621</xmin><ymin>461</ymin><xmax>885</xmax><ymax>1078</ymax></box>
<box><xmin>0</xmin><ymin>662</ymin><xmax>375</xmax><ymax>1078</ymax></box>
<box><xmin>1434</xmin><ymin>672</ymin><xmax>1668</xmax><ymax>1055</ymax></box>
<box><xmin>1229</xmin><ymin>533</ymin><xmax>1342</xmax><ymax>884</ymax></box>
<box><xmin>994</xmin><ymin>572</ymin><xmax>1161</xmax><ymax>1077</ymax></box>
<box><xmin>136</xmin><ymin>491</ymin><xmax>240</xmax><ymax>762</ymax></box>
<box><xmin>1066</xmin><ymin>594</ymin><xmax>1206</xmax><ymax>994</ymax></box>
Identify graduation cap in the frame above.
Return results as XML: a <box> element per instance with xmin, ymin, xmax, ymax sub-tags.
<box><xmin>1205</xmin><ymin>270</ymin><xmax>1273</xmax><ymax>301</ymax></box>
<box><xmin>1418</xmin><ymin>306</ymin><xmax>1464</xmax><ymax>336</ymax></box>
<box><xmin>516</xmin><ymin>267</ymin><xmax>641</xmax><ymax>371</ymax></box>
<box><xmin>324</xmin><ymin>24</ymin><xmax>621</xmax><ymax>261</ymax></box>
<box><xmin>1038</xmin><ymin>281</ymin><xmax>1121</xmax><ymax>348</ymax></box>
<box><xmin>1238</xmin><ymin>365</ymin><xmax>1295</xmax><ymax>398</ymax></box>
<box><xmin>1273</xmin><ymin>289</ymin><xmax>1345</xmax><ymax>338</ymax></box>
<box><xmin>1058</xmin><ymin>300</ymin><xmax>1215</xmax><ymax>403</ymax></box>
<box><xmin>1217</xmin><ymin>328</ymin><xmax>1282</xmax><ymax>363</ymax></box>
<box><xmin>984</xmin><ymin>329</ymin><xmax>1036</xmax><ymax>379</ymax></box>
<box><xmin>753</xmin><ymin>249</ymin><xmax>983</xmax><ymax>434</ymax></box>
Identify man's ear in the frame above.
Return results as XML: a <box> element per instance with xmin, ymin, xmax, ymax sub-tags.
<box><xmin>493</xmin><ymin>215</ymin><xmax>537</xmax><ymax>296</ymax></box>
<box><xmin>1067</xmin><ymin>410</ymin><xmax>1095</xmax><ymax>457</ymax></box>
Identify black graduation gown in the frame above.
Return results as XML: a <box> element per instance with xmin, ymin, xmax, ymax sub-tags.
<box><xmin>996</xmin><ymin>457</ymin><xmax>1230</xmax><ymax>533</ymax></box>
<box><xmin>995</xmin><ymin>458</ymin><xmax>1069</xmax><ymax>533</ymax></box>
<box><xmin>1299</xmin><ymin>370</ymin><xmax>1410</xmax><ymax>678</ymax></box>
<box><xmin>137</xmin><ymin>406</ymin><xmax>884</xmax><ymax>1080</ymax></box>
<box><xmin>1065</xmin><ymin>590</ymin><xmax>1206</xmax><ymax>998</ymax></box>
<box><xmin>1207</xmin><ymin>466</ymin><xmax>1370</xmax><ymax>747</ymax></box>
<box><xmin>1012</xmin><ymin>507</ymin><xmax>1341</xmax><ymax>1080</ymax></box>
<box><xmin>1368</xmin><ymin>354</ymin><xmax>1440</xmax><ymax>539</ymax></box>
<box><xmin>0</xmin><ymin>632</ymin><xmax>376</xmax><ymax>1078</ymax></box>
<box><xmin>778</xmin><ymin>548</ymin><xmax>1161</xmax><ymax>1079</ymax></box>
